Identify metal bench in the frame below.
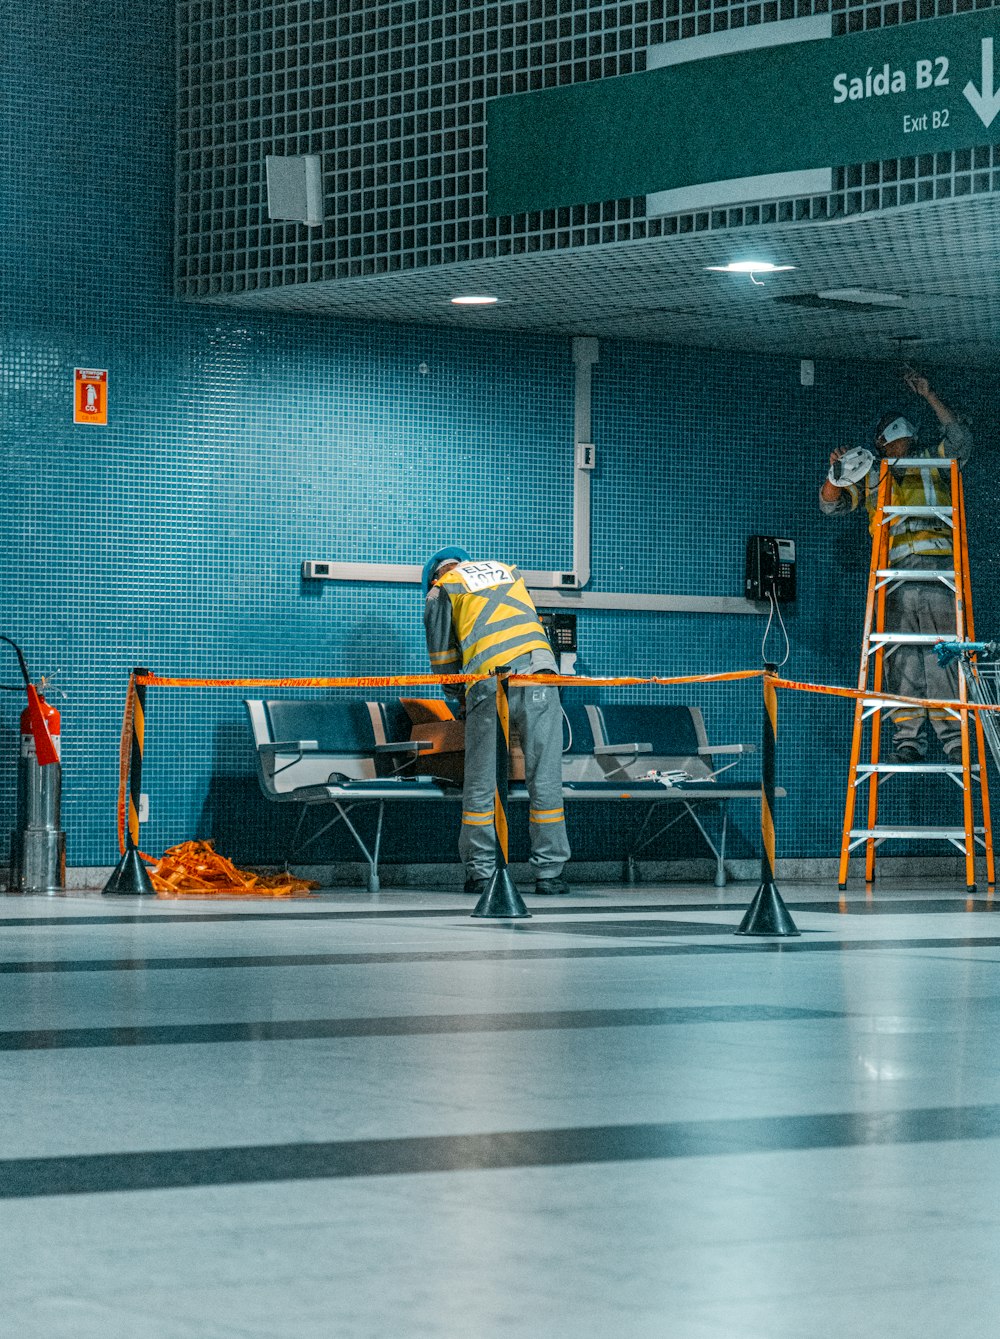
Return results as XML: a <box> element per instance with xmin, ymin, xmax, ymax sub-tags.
<box><xmin>243</xmin><ymin>698</ymin><xmax>444</xmax><ymax>892</ymax></box>
<box><xmin>558</xmin><ymin>703</ymin><xmax>782</xmax><ymax>886</ymax></box>
<box><xmin>245</xmin><ymin>697</ymin><xmax>780</xmax><ymax>891</ymax></box>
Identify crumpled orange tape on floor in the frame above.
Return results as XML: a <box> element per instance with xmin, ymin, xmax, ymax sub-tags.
<box><xmin>151</xmin><ymin>840</ymin><xmax>317</xmax><ymax>899</ymax></box>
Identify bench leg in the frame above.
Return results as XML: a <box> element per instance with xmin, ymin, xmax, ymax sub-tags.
<box><xmin>290</xmin><ymin>804</ymin><xmax>310</xmax><ymax>861</ymax></box>
<box><xmin>293</xmin><ymin>804</ymin><xmax>350</xmax><ymax>856</ymax></box>
<box><xmin>368</xmin><ymin>802</ymin><xmax>385</xmax><ymax>894</ymax></box>
<box><xmin>682</xmin><ymin>801</ymin><xmax>728</xmax><ymax>887</ymax></box>
<box><xmin>293</xmin><ymin>803</ymin><xmax>383</xmax><ymax>892</ymax></box>
<box><xmin>622</xmin><ymin>800</ymin><xmax>731</xmax><ymax>888</ymax></box>
<box><xmin>624</xmin><ymin>805</ymin><xmax>660</xmax><ymax>883</ymax></box>
<box><xmin>715</xmin><ymin>803</ymin><xmax>729</xmax><ymax>888</ymax></box>
<box><xmin>333</xmin><ymin>802</ymin><xmax>382</xmax><ymax>893</ymax></box>
<box><xmin>628</xmin><ymin>805</ymin><xmax>688</xmax><ymax>882</ymax></box>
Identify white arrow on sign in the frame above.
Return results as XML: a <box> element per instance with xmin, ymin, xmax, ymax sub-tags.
<box><xmin>964</xmin><ymin>37</ymin><xmax>1000</xmax><ymax>128</ymax></box>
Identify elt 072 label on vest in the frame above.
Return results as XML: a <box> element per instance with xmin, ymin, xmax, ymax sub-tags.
<box><xmin>455</xmin><ymin>562</ymin><xmax>514</xmax><ymax>592</ymax></box>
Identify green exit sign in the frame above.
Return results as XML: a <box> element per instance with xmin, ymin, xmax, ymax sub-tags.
<box><xmin>487</xmin><ymin>11</ymin><xmax>1000</xmax><ymax>216</ymax></box>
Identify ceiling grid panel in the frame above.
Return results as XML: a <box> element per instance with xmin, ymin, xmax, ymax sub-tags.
<box><xmin>174</xmin><ymin>0</ymin><xmax>1000</xmax><ymax>364</ymax></box>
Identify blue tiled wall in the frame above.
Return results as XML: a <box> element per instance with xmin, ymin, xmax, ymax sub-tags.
<box><xmin>2</xmin><ymin>1</ymin><xmax>996</xmax><ymax>874</ymax></box>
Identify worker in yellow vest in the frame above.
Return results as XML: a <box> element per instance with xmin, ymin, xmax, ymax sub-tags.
<box><xmin>819</xmin><ymin>370</ymin><xmax>972</xmax><ymax>764</ymax></box>
<box><xmin>423</xmin><ymin>550</ymin><xmax>571</xmax><ymax>897</ymax></box>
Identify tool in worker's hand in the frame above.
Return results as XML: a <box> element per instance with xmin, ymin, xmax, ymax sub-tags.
<box><xmin>829</xmin><ymin>447</ymin><xmax>875</xmax><ymax>486</ymax></box>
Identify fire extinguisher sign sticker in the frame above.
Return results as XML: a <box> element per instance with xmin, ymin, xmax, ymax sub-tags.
<box><xmin>22</xmin><ymin>730</ymin><xmax>60</xmax><ymax>761</ymax></box>
<box><xmin>74</xmin><ymin>368</ymin><xmax>108</xmax><ymax>425</ymax></box>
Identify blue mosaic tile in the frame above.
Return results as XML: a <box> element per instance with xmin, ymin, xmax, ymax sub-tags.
<box><xmin>2</xmin><ymin>0</ymin><xmax>996</xmax><ymax>872</ymax></box>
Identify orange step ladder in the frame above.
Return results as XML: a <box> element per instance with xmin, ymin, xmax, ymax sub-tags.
<box><xmin>837</xmin><ymin>458</ymin><xmax>994</xmax><ymax>892</ymax></box>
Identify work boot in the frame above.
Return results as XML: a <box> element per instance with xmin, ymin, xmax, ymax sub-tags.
<box><xmin>890</xmin><ymin>743</ymin><xmax>922</xmax><ymax>765</ymax></box>
<box><xmin>534</xmin><ymin>875</ymin><xmax>571</xmax><ymax>896</ymax></box>
<box><xmin>944</xmin><ymin>742</ymin><xmax>965</xmax><ymax>766</ymax></box>
<box><xmin>463</xmin><ymin>876</ymin><xmax>490</xmax><ymax>897</ymax></box>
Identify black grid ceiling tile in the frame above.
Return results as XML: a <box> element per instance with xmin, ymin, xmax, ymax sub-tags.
<box><xmin>175</xmin><ymin>0</ymin><xmax>1000</xmax><ymax>303</ymax></box>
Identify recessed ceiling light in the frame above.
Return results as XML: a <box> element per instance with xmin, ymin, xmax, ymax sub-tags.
<box><xmin>450</xmin><ymin>294</ymin><xmax>499</xmax><ymax>306</ymax></box>
<box><xmin>817</xmin><ymin>288</ymin><xmax>904</xmax><ymax>306</ymax></box>
<box><xmin>704</xmin><ymin>261</ymin><xmax>796</xmax><ymax>275</ymax></box>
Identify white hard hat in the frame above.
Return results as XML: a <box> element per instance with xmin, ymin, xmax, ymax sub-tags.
<box><xmin>876</xmin><ymin>415</ymin><xmax>915</xmax><ymax>447</ymax></box>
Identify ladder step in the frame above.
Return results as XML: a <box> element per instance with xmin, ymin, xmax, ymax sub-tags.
<box><xmin>859</xmin><ymin>697</ymin><xmax>963</xmax><ymax>714</ymax></box>
<box><xmin>886</xmin><ymin>457</ymin><xmax>958</xmax><ymax>469</ymax></box>
<box><xmin>875</xmin><ymin>568</ymin><xmax>955</xmax><ymax>581</ymax></box>
<box><xmin>869</xmin><ymin>633</ymin><xmax>950</xmax><ymax>645</ymax></box>
<box><xmin>856</xmin><ymin>763</ymin><xmax>977</xmax><ymax>773</ymax></box>
<box><xmin>849</xmin><ymin>826</ymin><xmax>984</xmax><ymax>839</ymax></box>
<box><xmin>882</xmin><ymin>505</ymin><xmax>953</xmax><ymax>517</ymax></box>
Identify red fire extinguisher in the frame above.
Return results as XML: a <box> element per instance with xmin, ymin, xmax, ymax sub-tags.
<box><xmin>11</xmin><ymin>685</ymin><xmax>66</xmax><ymax>892</ymax></box>
<box><xmin>21</xmin><ymin>692</ymin><xmax>61</xmax><ymax>762</ymax></box>
<box><xmin>3</xmin><ymin>638</ymin><xmax>66</xmax><ymax>893</ymax></box>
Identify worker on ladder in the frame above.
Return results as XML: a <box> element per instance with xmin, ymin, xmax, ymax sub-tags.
<box><xmin>819</xmin><ymin>370</ymin><xmax>972</xmax><ymax>765</ymax></box>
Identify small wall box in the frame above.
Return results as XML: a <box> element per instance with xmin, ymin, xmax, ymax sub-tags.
<box><xmin>266</xmin><ymin>155</ymin><xmax>324</xmax><ymax>227</ymax></box>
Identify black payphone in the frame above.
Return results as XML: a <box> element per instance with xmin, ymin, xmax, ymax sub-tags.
<box><xmin>745</xmin><ymin>536</ymin><xmax>796</xmax><ymax>603</ymax></box>
<box><xmin>540</xmin><ymin>612</ymin><xmax>578</xmax><ymax>656</ymax></box>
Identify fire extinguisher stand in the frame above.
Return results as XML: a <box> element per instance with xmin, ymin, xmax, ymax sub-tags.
<box><xmin>2</xmin><ymin>636</ymin><xmax>66</xmax><ymax>895</ymax></box>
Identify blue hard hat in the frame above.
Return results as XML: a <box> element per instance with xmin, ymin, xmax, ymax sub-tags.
<box><xmin>422</xmin><ymin>546</ymin><xmax>470</xmax><ymax>595</ymax></box>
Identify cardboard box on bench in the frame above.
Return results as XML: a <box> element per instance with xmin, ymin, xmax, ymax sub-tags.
<box><xmin>401</xmin><ymin>699</ymin><xmax>525</xmax><ymax>783</ymax></box>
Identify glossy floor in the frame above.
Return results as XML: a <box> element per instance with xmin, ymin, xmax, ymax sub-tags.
<box><xmin>2</xmin><ymin>881</ymin><xmax>999</xmax><ymax>1337</ymax></box>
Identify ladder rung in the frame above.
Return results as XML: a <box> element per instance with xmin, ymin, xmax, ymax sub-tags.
<box><xmin>875</xmin><ymin>569</ymin><xmax>955</xmax><ymax>582</ymax></box>
<box><xmin>884</xmin><ymin>458</ymin><xmax>959</xmax><ymax>468</ymax></box>
<box><xmin>869</xmin><ymin>633</ymin><xmax>949</xmax><ymax>645</ymax></box>
<box><xmin>882</xmin><ymin>505</ymin><xmax>953</xmax><ymax>517</ymax></box>
<box><xmin>855</xmin><ymin>763</ymin><xmax>978</xmax><ymax>774</ymax></box>
<box><xmin>849</xmin><ymin>826</ymin><xmax>984</xmax><ymax>839</ymax></box>
<box><xmin>859</xmin><ymin>698</ymin><xmax>962</xmax><ymax>714</ymax></box>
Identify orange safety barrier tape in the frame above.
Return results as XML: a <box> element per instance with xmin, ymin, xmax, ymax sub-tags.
<box><xmin>115</xmin><ymin>668</ymin><xmax>766</xmax><ymax>870</ymax></box>
<box><xmin>113</xmin><ymin>664</ymin><xmax>999</xmax><ymax>878</ymax></box>
<box><xmin>134</xmin><ymin>669</ymin><xmax>766</xmax><ymax>689</ymax></box>
<box><xmin>137</xmin><ymin>673</ymin><xmax>488</xmax><ymax>688</ymax></box>
<box><xmin>771</xmin><ymin>675</ymin><xmax>1000</xmax><ymax>714</ymax></box>
<box><xmin>510</xmin><ymin>670</ymin><xmax>765</xmax><ymax>687</ymax></box>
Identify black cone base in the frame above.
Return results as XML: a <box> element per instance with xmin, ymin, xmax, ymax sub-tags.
<box><xmin>736</xmin><ymin>880</ymin><xmax>800</xmax><ymax>937</ymax></box>
<box><xmin>102</xmin><ymin>845</ymin><xmax>156</xmax><ymax>897</ymax></box>
<box><xmin>471</xmin><ymin>868</ymin><xmax>530</xmax><ymax>919</ymax></box>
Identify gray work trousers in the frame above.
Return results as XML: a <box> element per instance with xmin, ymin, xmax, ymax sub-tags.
<box><xmin>459</xmin><ymin>677</ymin><xmax>570</xmax><ymax>880</ymax></box>
<box><xmin>884</xmin><ymin>555</ymin><xmax>960</xmax><ymax>755</ymax></box>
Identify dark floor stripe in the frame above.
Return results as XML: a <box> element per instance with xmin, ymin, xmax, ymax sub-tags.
<box><xmin>0</xmin><ymin>1003</ymin><xmax>840</xmax><ymax>1052</ymax></box>
<box><xmin>2</xmin><ymin>896</ymin><xmax>997</xmax><ymax>927</ymax></box>
<box><xmin>0</xmin><ymin>903</ymin><xmax>719</xmax><ymax>927</ymax></box>
<box><xmin>4</xmin><ymin>1103</ymin><xmax>998</xmax><ymax>1199</ymax></box>
<box><xmin>3</xmin><ymin>934</ymin><xmax>1000</xmax><ymax>975</ymax></box>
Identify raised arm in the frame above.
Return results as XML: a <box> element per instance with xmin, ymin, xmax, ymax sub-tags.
<box><xmin>904</xmin><ymin>369</ymin><xmax>972</xmax><ymax>462</ymax></box>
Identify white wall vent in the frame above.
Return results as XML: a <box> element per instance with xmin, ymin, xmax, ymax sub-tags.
<box><xmin>265</xmin><ymin>154</ymin><xmax>324</xmax><ymax>227</ymax></box>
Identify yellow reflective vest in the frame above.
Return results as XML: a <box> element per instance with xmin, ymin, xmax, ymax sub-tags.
<box><xmin>425</xmin><ymin>560</ymin><xmax>555</xmax><ymax>680</ymax></box>
<box><xmin>823</xmin><ymin>423</ymin><xmax>971</xmax><ymax>562</ymax></box>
